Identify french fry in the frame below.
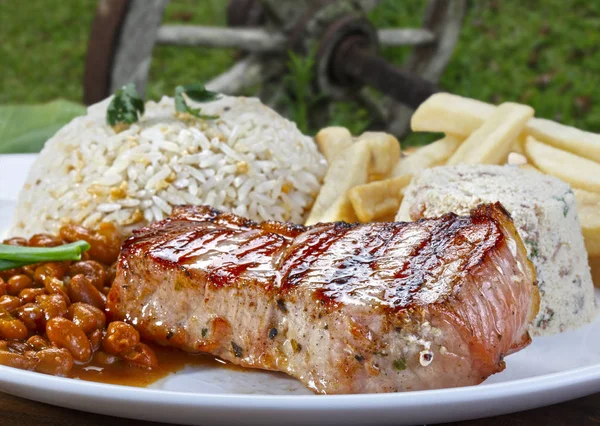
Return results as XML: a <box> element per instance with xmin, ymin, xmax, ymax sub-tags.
<box><xmin>574</xmin><ymin>188</ymin><xmax>600</xmax><ymax>257</ymax></box>
<box><xmin>526</xmin><ymin>137</ymin><xmax>600</xmax><ymax>193</ymax></box>
<box><xmin>346</xmin><ymin>135</ymin><xmax>450</xmax><ymax>223</ymax></box>
<box><xmin>348</xmin><ymin>174</ymin><xmax>413</xmax><ymax>222</ymax></box>
<box><xmin>506</xmin><ymin>152</ymin><xmax>528</xmax><ymax>166</ymax></box>
<box><xmin>511</xmin><ymin>133</ymin><xmax>527</xmax><ymax>155</ymax></box>
<box><xmin>305</xmin><ymin>142</ymin><xmax>368</xmax><ymax>225</ymax></box>
<box><xmin>401</xmin><ymin>146</ymin><xmax>419</xmax><ymax>156</ymax></box>
<box><xmin>518</xmin><ymin>163</ymin><xmax>541</xmax><ymax>173</ymax></box>
<box><xmin>447</xmin><ymin>103</ymin><xmax>534</xmax><ymax>165</ymax></box>
<box><xmin>412</xmin><ymin>94</ymin><xmax>599</xmax><ymax>163</ymax></box>
<box><xmin>526</xmin><ymin>118</ymin><xmax>600</xmax><ymax>163</ymax></box>
<box><xmin>411</xmin><ymin>93</ymin><xmax>494</xmax><ymax>137</ymax></box>
<box><xmin>315</xmin><ymin>127</ymin><xmax>353</xmax><ymax>163</ymax></box>
<box><xmin>391</xmin><ymin>135</ymin><xmax>462</xmax><ymax>177</ymax></box>
<box><xmin>357</xmin><ymin>131</ymin><xmax>401</xmax><ymax>178</ymax></box>
<box><xmin>305</xmin><ymin>132</ymin><xmax>400</xmax><ymax>225</ymax></box>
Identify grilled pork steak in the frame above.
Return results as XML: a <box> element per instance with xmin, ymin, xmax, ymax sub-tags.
<box><xmin>107</xmin><ymin>203</ymin><xmax>539</xmax><ymax>394</ymax></box>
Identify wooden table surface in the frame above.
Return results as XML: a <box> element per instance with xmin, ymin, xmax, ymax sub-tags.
<box><xmin>1</xmin><ymin>391</ymin><xmax>598</xmax><ymax>426</ymax></box>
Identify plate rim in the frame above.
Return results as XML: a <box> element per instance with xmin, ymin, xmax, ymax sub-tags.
<box><xmin>1</xmin><ymin>347</ymin><xmax>599</xmax><ymax>406</ymax></box>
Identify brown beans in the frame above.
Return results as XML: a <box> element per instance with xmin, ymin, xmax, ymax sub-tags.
<box><xmin>26</xmin><ymin>335</ymin><xmax>49</xmax><ymax>350</ymax></box>
<box><xmin>20</xmin><ymin>264</ymin><xmax>37</xmax><ymax>279</ymax></box>
<box><xmin>88</xmin><ymin>329</ymin><xmax>103</xmax><ymax>352</ymax></box>
<box><xmin>34</xmin><ymin>347</ymin><xmax>74</xmax><ymax>376</ymax></box>
<box><xmin>0</xmin><ymin>295</ymin><xmax>21</xmax><ymax>313</ymax></box>
<box><xmin>36</xmin><ymin>294</ymin><xmax>68</xmax><ymax>321</ymax></box>
<box><xmin>122</xmin><ymin>343</ymin><xmax>158</xmax><ymax>369</ymax></box>
<box><xmin>60</xmin><ymin>223</ymin><xmax>121</xmax><ymax>265</ymax></box>
<box><xmin>16</xmin><ymin>303</ymin><xmax>45</xmax><ymax>332</ymax></box>
<box><xmin>19</xmin><ymin>288</ymin><xmax>46</xmax><ymax>304</ymax></box>
<box><xmin>44</xmin><ymin>277</ymin><xmax>70</xmax><ymax>302</ymax></box>
<box><xmin>68</xmin><ymin>303</ymin><xmax>106</xmax><ymax>334</ymax></box>
<box><xmin>68</xmin><ymin>275</ymin><xmax>106</xmax><ymax>309</ymax></box>
<box><xmin>0</xmin><ymin>318</ymin><xmax>28</xmax><ymax>340</ymax></box>
<box><xmin>2</xmin><ymin>237</ymin><xmax>28</xmax><ymax>246</ymax></box>
<box><xmin>0</xmin><ymin>349</ymin><xmax>36</xmax><ymax>370</ymax></box>
<box><xmin>46</xmin><ymin>317</ymin><xmax>92</xmax><ymax>363</ymax></box>
<box><xmin>0</xmin><ymin>225</ymin><xmax>140</xmax><ymax>376</ymax></box>
<box><xmin>102</xmin><ymin>321</ymin><xmax>140</xmax><ymax>355</ymax></box>
<box><xmin>7</xmin><ymin>274</ymin><xmax>33</xmax><ymax>296</ymax></box>
<box><xmin>94</xmin><ymin>350</ymin><xmax>119</xmax><ymax>366</ymax></box>
<box><xmin>28</xmin><ymin>234</ymin><xmax>62</xmax><ymax>247</ymax></box>
<box><xmin>34</xmin><ymin>263</ymin><xmax>68</xmax><ymax>286</ymax></box>
<box><xmin>69</xmin><ymin>261</ymin><xmax>106</xmax><ymax>290</ymax></box>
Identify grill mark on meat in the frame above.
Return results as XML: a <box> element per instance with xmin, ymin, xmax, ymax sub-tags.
<box><xmin>390</xmin><ymin>221</ymin><xmax>438</xmax><ymax>306</ymax></box>
<box><xmin>279</xmin><ymin>223</ymin><xmax>354</xmax><ymax>291</ymax></box>
<box><xmin>108</xmin><ymin>203</ymin><xmax>539</xmax><ymax>394</ymax></box>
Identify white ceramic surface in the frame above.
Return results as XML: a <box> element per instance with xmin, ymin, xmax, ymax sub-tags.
<box><xmin>0</xmin><ymin>153</ymin><xmax>598</xmax><ymax>425</ymax></box>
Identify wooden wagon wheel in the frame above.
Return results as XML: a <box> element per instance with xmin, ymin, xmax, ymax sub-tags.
<box><xmin>84</xmin><ymin>0</ymin><xmax>466</xmax><ymax>136</ymax></box>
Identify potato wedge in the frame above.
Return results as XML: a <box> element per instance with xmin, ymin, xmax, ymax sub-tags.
<box><xmin>526</xmin><ymin>137</ymin><xmax>600</xmax><ymax>193</ymax></box>
<box><xmin>315</xmin><ymin>127</ymin><xmax>353</xmax><ymax>163</ymax></box>
<box><xmin>357</xmin><ymin>131</ymin><xmax>401</xmax><ymax>179</ymax></box>
<box><xmin>526</xmin><ymin>118</ymin><xmax>600</xmax><ymax>163</ymax></box>
<box><xmin>348</xmin><ymin>174</ymin><xmax>413</xmax><ymax>222</ymax></box>
<box><xmin>391</xmin><ymin>135</ymin><xmax>462</xmax><ymax>177</ymax></box>
<box><xmin>447</xmin><ymin>103</ymin><xmax>534</xmax><ymax>165</ymax></box>
<box><xmin>411</xmin><ymin>93</ymin><xmax>495</xmax><ymax>137</ymax></box>
<box><xmin>574</xmin><ymin>188</ymin><xmax>600</xmax><ymax>256</ymax></box>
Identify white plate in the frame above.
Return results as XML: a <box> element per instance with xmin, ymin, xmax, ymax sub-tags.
<box><xmin>0</xmin><ymin>153</ymin><xmax>598</xmax><ymax>425</ymax></box>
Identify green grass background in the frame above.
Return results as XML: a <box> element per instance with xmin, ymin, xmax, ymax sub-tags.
<box><xmin>1</xmin><ymin>0</ymin><xmax>599</xmax><ymax>151</ymax></box>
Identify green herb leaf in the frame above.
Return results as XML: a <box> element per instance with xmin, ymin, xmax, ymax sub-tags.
<box><xmin>525</xmin><ymin>239</ymin><xmax>539</xmax><ymax>258</ymax></box>
<box><xmin>107</xmin><ymin>83</ymin><xmax>145</xmax><ymax>127</ymax></box>
<box><xmin>0</xmin><ymin>240</ymin><xmax>90</xmax><ymax>271</ymax></box>
<box><xmin>174</xmin><ymin>84</ymin><xmax>219</xmax><ymax>119</ymax></box>
<box><xmin>393</xmin><ymin>358</ymin><xmax>406</xmax><ymax>371</ymax></box>
<box><xmin>553</xmin><ymin>194</ymin><xmax>570</xmax><ymax>217</ymax></box>
<box><xmin>179</xmin><ymin>83</ymin><xmax>219</xmax><ymax>103</ymax></box>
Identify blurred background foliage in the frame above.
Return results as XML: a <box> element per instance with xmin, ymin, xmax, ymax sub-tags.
<box><xmin>1</xmin><ymin>0</ymin><xmax>599</xmax><ymax>152</ymax></box>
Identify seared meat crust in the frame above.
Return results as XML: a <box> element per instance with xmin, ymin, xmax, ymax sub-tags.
<box><xmin>108</xmin><ymin>203</ymin><xmax>538</xmax><ymax>394</ymax></box>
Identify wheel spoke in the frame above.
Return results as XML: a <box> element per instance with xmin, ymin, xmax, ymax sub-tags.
<box><xmin>109</xmin><ymin>0</ymin><xmax>169</xmax><ymax>97</ymax></box>
<box><xmin>205</xmin><ymin>57</ymin><xmax>263</xmax><ymax>95</ymax></box>
<box><xmin>378</xmin><ymin>28</ymin><xmax>436</xmax><ymax>46</ymax></box>
<box><xmin>156</xmin><ymin>26</ymin><xmax>286</xmax><ymax>52</ymax></box>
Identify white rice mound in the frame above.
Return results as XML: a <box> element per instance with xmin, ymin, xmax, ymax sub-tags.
<box><xmin>11</xmin><ymin>95</ymin><xmax>327</xmax><ymax>236</ymax></box>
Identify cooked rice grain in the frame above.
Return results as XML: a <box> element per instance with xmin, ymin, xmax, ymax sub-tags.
<box><xmin>11</xmin><ymin>96</ymin><xmax>326</xmax><ymax>236</ymax></box>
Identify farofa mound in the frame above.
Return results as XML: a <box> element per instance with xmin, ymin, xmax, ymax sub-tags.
<box><xmin>397</xmin><ymin>164</ymin><xmax>597</xmax><ymax>336</ymax></box>
<box><xmin>11</xmin><ymin>95</ymin><xmax>326</xmax><ymax>237</ymax></box>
